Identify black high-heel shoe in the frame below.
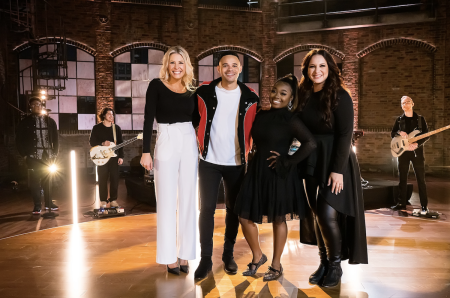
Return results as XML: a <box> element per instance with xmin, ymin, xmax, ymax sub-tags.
<box><xmin>179</xmin><ymin>259</ymin><xmax>189</xmax><ymax>274</ymax></box>
<box><xmin>167</xmin><ymin>264</ymin><xmax>180</xmax><ymax>275</ymax></box>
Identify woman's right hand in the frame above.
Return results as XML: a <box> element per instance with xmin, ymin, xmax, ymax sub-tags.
<box><xmin>140</xmin><ymin>153</ymin><xmax>153</xmax><ymax>171</ymax></box>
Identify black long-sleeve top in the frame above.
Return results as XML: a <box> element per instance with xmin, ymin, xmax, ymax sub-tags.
<box><xmin>142</xmin><ymin>79</ymin><xmax>196</xmax><ymax>153</ymax></box>
<box><xmin>89</xmin><ymin>123</ymin><xmax>124</xmax><ymax>158</ymax></box>
<box><xmin>251</xmin><ymin>108</ymin><xmax>317</xmax><ymax>178</ymax></box>
<box><xmin>300</xmin><ymin>88</ymin><xmax>354</xmax><ymax>174</ymax></box>
<box><xmin>16</xmin><ymin>114</ymin><xmax>59</xmax><ymax>159</ymax></box>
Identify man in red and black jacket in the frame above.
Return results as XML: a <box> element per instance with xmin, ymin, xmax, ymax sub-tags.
<box><xmin>192</xmin><ymin>51</ymin><xmax>259</xmax><ymax>280</ymax></box>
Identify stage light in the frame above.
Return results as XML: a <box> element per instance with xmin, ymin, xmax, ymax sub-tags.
<box><xmin>41</xmin><ymin>95</ymin><xmax>46</xmax><ymax>100</ymax></box>
<box><xmin>95</xmin><ymin>165</ymin><xmax>98</xmax><ymax>183</ymax></box>
<box><xmin>71</xmin><ymin>150</ymin><xmax>78</xmax><ymax>225</ymax></box>
<box><xmin>48</xmin><ymin>164</ymin><xmax>57</xmax><ymax>173</ymax></box>
<box><xmin>41</xmin><ymin>109</ymin><xmax>47</xmax><ymax>115</ymax></box>
<box><xmin>353</xmin><ymin>145</ymin><xmax>356</xmax><ymax>153</ymax></box>
<box><xmin>40</xmin><ymin>90</ymin><xmax>46</xmax><ymax>95</ymax></box>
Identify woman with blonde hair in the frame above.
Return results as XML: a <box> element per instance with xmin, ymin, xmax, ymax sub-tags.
<box><xmin>141</xmin><ymin>46</ymin><xmax>198</xmax><ymax>275</ymax></box>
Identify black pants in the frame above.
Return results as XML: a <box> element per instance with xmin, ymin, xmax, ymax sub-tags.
<box><xmin>305</xmin><ymin>176</ymin><xmax>341</xmax><ymax>263</ymax></box>
<box><xmin>198</xmin><ymin>159</ymin><xmax>245</xmax><ymax>258</ymax></box>
<box><xmin>97</xmin><ymin>157</ymin><xmax>119</xmax><ymax>202</ymax></box>
<box><xmin>27</xmin><ymin>158</ymin><xmax>51</xmax><ymax>207</ymax></box>
<box><xmin>398</xmin><ymin>151</ymin><xmax>428</xmax><ymax>207</ymax></box>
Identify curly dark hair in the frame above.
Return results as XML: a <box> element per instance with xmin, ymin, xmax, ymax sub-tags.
<box><xmin>99</xmin><ymin>107</ymin><xmax>115</xmax><ymax>121</ymax></box>
<box><xmin>275</xmin><ymin>74</ymin><xmax>300</xmax><ymax>111</ymax></box>
<box><xmin>296</xmin><ymin>49</ymin><xmax>350</xmax><ymax>126</ymax></box>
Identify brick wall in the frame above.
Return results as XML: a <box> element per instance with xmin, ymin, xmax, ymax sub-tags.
<box><xmin>1</xmin><ymin>0</ymin><xmax>449</xmax><ymax>175</ymax></box>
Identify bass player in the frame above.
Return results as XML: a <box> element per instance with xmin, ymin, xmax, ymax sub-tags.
<box><xmin>391</xmin><ymin>96</ymin><xmax>429</xmax><ymax>214</ymax></box>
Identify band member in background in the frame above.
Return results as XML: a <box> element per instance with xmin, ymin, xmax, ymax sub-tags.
<box><xmin>89</xmin><ymin>108</ymin><xmax>124</xmax><ymax>208</ymax></box>
<box><xmin>16</xmin><ymin>96</ymin><xmax>59</xmax><ymax>214</ymax></box>
<box><xmin>234</xmin><ymin>74</ymin><xmax>316</xmax><ymax>281</ymax></box>
<box><xmin>297</xmin><ymin>49</ymin><xmax>368</xmax><ymax>288</ymax></box>
<box><xmin>140</xmin><ymin>46</ymin><xmax>198</xmax><ymax>275</ymax></box>
<box><xmin>193</xmin><ymin>51</ymin><xmax>259</xmax><ymax>280</ymax></box>
<box><xmin>391</xmin><ymin>96</ymin><xmax>429</xmax><ymax>214</ymax></box>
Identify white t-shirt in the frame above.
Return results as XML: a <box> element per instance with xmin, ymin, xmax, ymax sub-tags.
<box><xmin>203</xmin><ymin>85</ymin><xmax>241</xmax><ymax>166</ymax></box>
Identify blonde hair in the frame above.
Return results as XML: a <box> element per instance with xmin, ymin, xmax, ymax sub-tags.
<box><xmin>159</xmin><ymin>46</ymin><xmax>196</xmax><ymax>91</ymax></box>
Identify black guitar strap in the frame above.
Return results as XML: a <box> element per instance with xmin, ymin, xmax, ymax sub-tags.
<box><xmin>417</xmin><ymin>115</ymin><xmax>422</xmax><ymax>132</ymax></box>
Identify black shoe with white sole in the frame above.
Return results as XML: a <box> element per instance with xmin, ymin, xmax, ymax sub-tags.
<box><xmin>421</xmin><ymin>206</ymin><xmax>428</xmax><ymax>215</ymax></box>
<box><xmin>45</xmin><ymin>202</ymin><xmax>59</xmax><ymax>211</ymax></box>
<box><xmin>32</xmin><ymin>206</ymin><xmax>41</xmax><ymax>215</ymax></box>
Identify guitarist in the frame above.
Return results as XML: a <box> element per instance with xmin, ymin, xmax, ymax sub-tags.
<box><xmin>89</xmin><ymin>108</ymin><xmax>124</xmax><ymax>208</ymax></box>
<box><xmin>390</xmin><ymin>96</ymin><xmax>429</xmax><ymax>215</ymax></box>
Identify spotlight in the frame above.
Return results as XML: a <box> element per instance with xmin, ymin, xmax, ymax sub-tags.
<box><xmin>352</xmin><ymin>145</ymin><xmax>356</xmax><ymax>153</ymax></box>
<box><xmin>71</xmin><ymin>151</ymin><xmax>78</xmax><ymax>224</ymax></box>
<box><xmin>41</xmin><ymin>95</ymin><xmax>46</xmax><ymax>100</ymax></box>
<box><xmin>48</xmin><ymin>164</ymin><xmax>57</xmax><ymax>173</ymax></box>
<box><xmin>40</xmin><ymin>90</ymin><xmax>46</xmax><ymax>95</ymax></box>
<box><xmin>41</xmin><ymin>109</ymin><xmax>47</xmax><ymax>115</ymax></box>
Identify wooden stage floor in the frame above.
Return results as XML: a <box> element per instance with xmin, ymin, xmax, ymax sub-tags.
<box><xmin>0</xmin><ymin>174</ymin><xmax>449</xmax><ymax>297</ymax></box>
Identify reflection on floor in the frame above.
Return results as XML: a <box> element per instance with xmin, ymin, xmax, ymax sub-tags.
<box><xmin>0</xmin><ymin>209</ymin><xmax>449</xmax><ymax>297</ymax></box>
<box><xmin>0</xmin><ymin>173</ymin><xmax>449</xmax><ymax>297</ymax></box>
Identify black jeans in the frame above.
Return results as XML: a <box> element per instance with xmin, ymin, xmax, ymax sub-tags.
<box><xmin>398</xmin><ymin>151</ymin><xmax>428</xmax><ymax>207</ymax></box>
<box><xmin>198</xmin><ymin>159</ymin><xmax>245</xmax><ymax>258</ymax></box>
<box><xmin>27</xmin><ymin>158</ymin><xmax>51</xmax><ymax>207</ymax></box>
<box><xmin>97</xmin><ymin>157</ymin><xmax>120</xmax><ymax>202</ymax></box>
<box><xmin>305</xmin><ymin>176</ymin><xmax>342</xmax><ymax>263</ymax></box>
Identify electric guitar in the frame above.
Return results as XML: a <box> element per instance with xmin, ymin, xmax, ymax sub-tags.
<box><xmin>390</xmin><ymin>125</ymin><xmax>450</xmax><ymax>157</ymax></box>
<box><xmin>90</xmin><ymin>133</ymin><xmax>143</xmax><ymax>166</ymax></box>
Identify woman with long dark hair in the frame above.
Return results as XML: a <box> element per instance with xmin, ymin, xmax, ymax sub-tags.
<box><xmin>234</xmin><ymin>74</ymin><xmax>317</xmax><ymax>281</ymax></box>
<box><xmin>297</xmin><ymin>49</ymin><xmax>368</xmax><ymax>287</ymax></box>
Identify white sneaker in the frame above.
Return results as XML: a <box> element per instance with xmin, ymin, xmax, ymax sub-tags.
<box><xmin>110</xmin><ymin>200</ymin><xmax>119</xmax><ymax>208</ymax></box>
<box><xmin>100</xmin><ymin>201</ymin><xmax>107</xmax><ymax>208</ymax></box>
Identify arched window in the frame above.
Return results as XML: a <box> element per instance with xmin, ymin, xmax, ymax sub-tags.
<box><xmin>276</xmin><ymin>51</ymin><xmax>342</xmax><ymax>80</ymax></box>
<box><xmin>18</xmin><ymin>44</ymin><xmax>96</xmax><ymax>130</ymax></box>
<box><xmin>113</xmin><ymin>48</ymin><xmax>164</xmax><ymax>130</ymax></box>
<box><xmin>198</xmin><ymin>53</ymin><xmax>260</xmax><ymax>93</ymax></box>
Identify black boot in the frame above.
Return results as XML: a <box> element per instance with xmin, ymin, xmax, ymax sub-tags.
<box><xmin>222</xmin><ymin>250</ymin><xmax>238</xmax><ymax>274</ymax></box>
<box><xmin>194</xmin><ymin>257</ymin><xmax>213</xmax><ymax>280</ymax></box>
<box><xmin>321</xmin><ymin>261</ymin><xmax>342</xmax><ymax>287</ymax></box>
<box><xmin>309</xmin><ymin>247</ymin><xmax>328</xmax><ymax>284</ymax></box>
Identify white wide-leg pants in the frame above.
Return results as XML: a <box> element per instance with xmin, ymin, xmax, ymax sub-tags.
<box><xmin>154</xmin><ymin>122</ymin><xmax>198</xmax><ymax>264</ymax></box>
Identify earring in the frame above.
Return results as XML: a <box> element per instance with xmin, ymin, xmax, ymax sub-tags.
<box><xmin>287</xmin><ymin>101</ymin><xmax>293</xmax><ymax>110</ymax></box>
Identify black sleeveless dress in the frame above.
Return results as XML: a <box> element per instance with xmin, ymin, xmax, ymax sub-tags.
<box><xmin>234</xmin><ymin>108</ymin><xmax>316</xmax><ymax>223</ymax></box>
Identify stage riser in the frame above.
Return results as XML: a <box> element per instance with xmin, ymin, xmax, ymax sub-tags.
<box><xmin>125</xmin><ymin>178</ymin><xmax>413</xmax><ymax>211</ymax></box>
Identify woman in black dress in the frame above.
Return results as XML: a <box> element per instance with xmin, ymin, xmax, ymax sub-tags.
<box><xmin>235</xmin><ymin>75</ymin><xmax>317</xmax><ymax>281</ymax></box>
<box><xmin>297</xmin><ymin>49</ymin><xmax>368</xmax><ymax>287</ymax></box>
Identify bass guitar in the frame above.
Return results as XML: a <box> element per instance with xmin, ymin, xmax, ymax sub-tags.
<box><xmin>90</xmin><ymin>133</ymin><xmax>143</xmax><ymax>166</ymax></box>
<box><xmin>390</xmin><ymin>125</ymin><xmax>450</xmax><ymax>157</ymax></box>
